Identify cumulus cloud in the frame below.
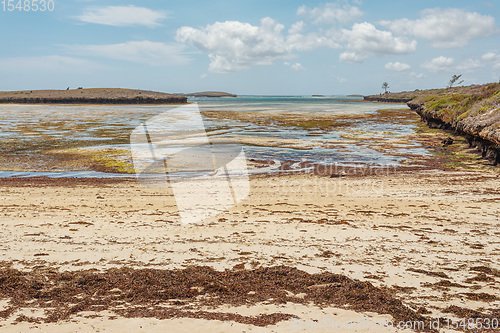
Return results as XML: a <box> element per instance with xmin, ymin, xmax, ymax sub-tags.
<box><xmin>420</xmin><ymin>54</ymin><xmax>498</xmax><ymax>72</ymax></box>
<box><xmin>482</xmin><ymin>52</ymin><xmax>500</xmax><ymax>69</ymax></box>
<box><xmin>380</xmin><ymin>8</ymin><xmax>497</xmax><ymax>48</ymax></box>
<box><xmin>482</xmin><ymin>52</ymin><xmax>497</xmax><ymax>62</ymax></box>
<box><xmin>339</xmin><ymin>51</ymin><xmax>366</xmax><ymax>63</ymax></box>
<box><xmin>297</xmin><ymin>2</ymin><xmax>363</xmax><ymax>25</ymax></box>
<box><xmin>421</xmin><ymin>56</ymin><xmax>455</xmax><ymax>71</ymax></box>
<box><xmin>455</xmin><ymin>58</ymin><xmax>484</xmax><ymax>71</ymax></box>
<box><xmin>176</xmin><ymin>18</ymin><xmax>292</xmax><ymax>73</ymax></box>
<box><xmin>65</xmin><ymin>41</ymin><xmax>189</xmax><ymax>66</ymax></box>
<box><xmin>339</xmin><ymin>22</ymin><xmax>417</xmax><ymax>62</ymax></box>
<box><xmin>286</xmin><ymin>33</ymin><xmax>341</xmax><ymax>51</ymax></box>
<box><xmin>175</xmin><ymin>5</ymin><xmax>425</xmax><ymax>72</ymax></box>
<box><xmin>76</xmin><ymin>5</ymin><xmax>167</xmax><ymax>28</ymax></box>
<box><xmin>385</xmin><ymin>62</ymin><xmax>411</xmax><ymax>72</ymax></box>
<box><xmin>290</xmin><ymin>63</ymin><xmax>305</xmax><ymax>71</ymax></box>
<box><xmin>410</xmin><ymin>72</ymin><xmax>424</xmax><ymax>79</ymax></box>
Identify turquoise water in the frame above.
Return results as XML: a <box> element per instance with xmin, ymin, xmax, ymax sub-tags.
<box><xmin>0</xmin><ymin>96</ymin><xmax>424</xmax><ymax>178</ymax></box>
<box><xmin>195</xmin><ymin>95</ymin><xmax>396</xmax><ymax>113</ymax></box>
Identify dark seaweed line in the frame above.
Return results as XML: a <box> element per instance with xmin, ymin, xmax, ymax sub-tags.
<box><xmin>0</xmin><ymin>264</ymin><xmax>439</xmax><ymax>330</ymax></box>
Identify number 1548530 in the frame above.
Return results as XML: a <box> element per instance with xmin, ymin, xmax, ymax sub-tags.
<box><xmin>1</xmin><ymin>0</ymin><xmax>54</xmax><ymax>12</ymax></box>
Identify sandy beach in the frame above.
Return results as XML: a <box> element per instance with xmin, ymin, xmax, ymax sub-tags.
<box><xmin>2</xmin><ymin>0</ymin><xmax>500</xmax><ymax>330</ymax></box>
<box><xmin>0</xmin><ymin>168</ymin><xmax>499</xmax><ymax>332</ymax></box>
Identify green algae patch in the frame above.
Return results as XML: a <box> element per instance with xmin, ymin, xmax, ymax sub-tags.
<box><xmin>90</xmin><ymin>150</ymin><xmax>136</xmax><ymax>174</ymax></box>
<box><xmin>415</xmin><ymin>122</ymin><xmax>444</xmax><ymax>134</ymax></box>
<box><xmin>47</xmin><ymin>148</ymin><xmax>135</xmax><ymax>174</ymax></box>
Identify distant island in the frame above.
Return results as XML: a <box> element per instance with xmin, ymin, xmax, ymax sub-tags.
<box><xmin>0</xmin><ymin>88</ymin><xmax>187</xmax><ymax>104</ymax></box>
<box><xmin>181</xmin><ymin>91</ymin><xmax>237</xmax><ymax>98</ymax></box>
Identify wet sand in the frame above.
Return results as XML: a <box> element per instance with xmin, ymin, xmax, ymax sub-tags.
<box><xmin>0</xmin><ymin>169</ymin><xmax>499</xmax><ymax>332</ymax></box>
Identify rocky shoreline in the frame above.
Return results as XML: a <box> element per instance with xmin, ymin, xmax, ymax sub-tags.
<box><xmin>0</xmin><ymin>88</ymin><xmax>187</xmax><ymax>104</ymax></box>
<box><xmin>366</xmin><ymin>83</ymin><xmax>500</xmax><ymax>165</ymax></box>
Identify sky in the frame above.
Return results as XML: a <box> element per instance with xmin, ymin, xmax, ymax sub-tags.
<box><xmin>0</xmin><ymin>0</ymin><xmax>499</xmax><ymax>95</ymax></box>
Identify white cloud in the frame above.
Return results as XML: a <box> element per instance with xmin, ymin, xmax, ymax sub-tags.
<box><xmin>380</xmin><ymin>8</ymin><xmax>497</xmax><ymax>48</ymax></box>
<box><xmin>421</xmin><ymin>54</ymin><xmax>498</xmax><ymax>72</ymax></box>
<box><xmin>76</xmin><ymin>5</ymin><xmax>167</xmax><ymax>28</ymax></box>
<box><xmin>421</xmin><ymin>56</ymin><xmax>455</xmax><ymax>71</ymax></box>
<box><xmin>176</xmin><ymin>5</ymin><xmax>435</xmax><ymax>72</ymax></box>
<box><xmin>288</xmin><ymin>21</ymin><xmax>305</xmax><ymax>34</ymax></box>
<box><xmin>290</xmin><ymin>63</ymin><xmax>305</xmax><ymax>71</ymax></box>
<box><xmin>455</xmin><ymin>58</ymin><xmax>483</xmax><ymax>71</ymax></box>
<box><xmin>0</xmin><ymin>55</ymin><xmax>102</xmax><ymax>71</ymax></box>
<box><xmin>385</xmin><ymin>62</ymin><xmax>411</xmax><ymax>72</ymax></box>
<box><xmin>482</xmin><ymin>52</ymin><xmax>500</xmax><ymax>69</ymax></box>
<box><xmin>297</xmin><ymin>2</ymin><xmax>363</xmax><ymax>25</ymax></box>
<box><xmin>286</xmin><ymin>30</ymin><xmax>341</xmax><ymax>51</ymax></box>
<box><xmin>65</xmin><ymin>41</ymin><xmax>189</xmax><ymax>66</ymax></box>
<box><xmin>339</xmin><ymin>22</ymin><xmax>417</xmax><ymax>62</ymax></box>
<box><xmin>410</xmin><ymin>72</ymin><xmax>424</xmax><ymax>79</ymax></box>
<box><xmin>339</xmin><ymin>51</ymin><xmax>366</xmax><ymax>63</ymax></box>
<box><xmin>176</xmin><ymin>18</ymin><xmax>291</xmax><ymax>73</ymax></box>
<box><xmin>482</xmin><ymin>52</ymin><xmax>497</xmax><ymax>62</ymax></box>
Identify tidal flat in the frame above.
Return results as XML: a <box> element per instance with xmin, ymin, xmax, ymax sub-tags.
<box><xmin>0</xmin><ymin>102</ymin><xmax>466</xmax><ymax>176</ymax></box>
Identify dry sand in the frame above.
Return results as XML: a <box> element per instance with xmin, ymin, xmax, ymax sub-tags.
<box><xmin>0</xmin><ymin>169</ymin><xmax>499</xmax><ymax>332</ymax></box>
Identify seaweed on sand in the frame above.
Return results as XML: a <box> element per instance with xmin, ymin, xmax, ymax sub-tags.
<box><xmin>0</xmin><ymin>264</ymin><xmax>435</xmax><ymax>330</ymax></box>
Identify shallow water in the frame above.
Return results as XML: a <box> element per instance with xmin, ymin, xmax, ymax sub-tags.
<box><xmin>196</xmin><ymin>96</ymin><xmax>420</xmax><ymax>166</ymax></box>
<box><xmin>0</xmin><ymin>96</ymin><xmax>427</xmax><ymax>177</ymax></box>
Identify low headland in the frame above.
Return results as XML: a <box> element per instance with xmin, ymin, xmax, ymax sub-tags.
<box><xmin>0</xmin><ymin>88</ymin><xmax>187</xmax><ymax>104</ymax></box>
<box><xmin>365</xmin><ymin>82</ymin><xmax>500</xmax><ymax>165</ymax></box>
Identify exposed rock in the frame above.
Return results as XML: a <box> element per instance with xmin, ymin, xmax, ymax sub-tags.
<box><xmin>406</xmin><ymin>83</ymin><xmax>500</xmax><ymax>165</ymax></box>
<box><xmin>0</xmin><ymin>88</ymin><xmax>187</xmax><ymax>104</ymax></box>
<box><xmin>442</xmin><ymin>137</ymin><xmax>454</xmax><ymax>146</ymax></box>
<box><xmin>363</xmin><ymin>96</ymin><xmax>413</xmax><ymax>103</ymax></box>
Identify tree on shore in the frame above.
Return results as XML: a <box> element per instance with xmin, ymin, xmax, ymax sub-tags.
<box><xmin>382</xmin><ymin>82</ymin><xmax>389</xmax><ymax>93</ymax></box>
<box><xmin>447</xmin><ymin>74</ymin><xmax>464</xmax><ymax>88</ymax></box>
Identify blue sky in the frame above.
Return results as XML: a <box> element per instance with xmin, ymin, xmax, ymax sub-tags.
<box><xmin>0</xmin><ymin>0</ymin><xmax>499</xmax><ymax>95</ymax></box>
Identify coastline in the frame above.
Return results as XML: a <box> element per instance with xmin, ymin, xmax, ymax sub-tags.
<box><xmin>365</xmin><ymin>83</ymin><xmax>500</xmax><ymax>165</ymax></box>
<box><xmin>0</xmin><ymin>90</ymin><xmax>499</xmax><ymax>332</ymax></box>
